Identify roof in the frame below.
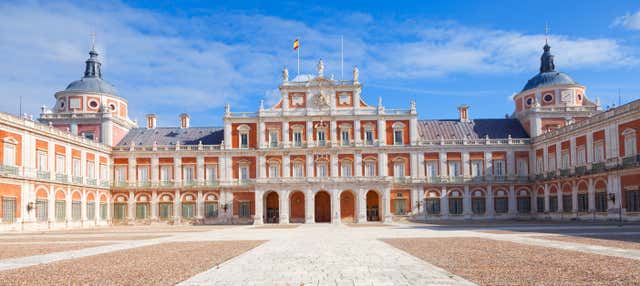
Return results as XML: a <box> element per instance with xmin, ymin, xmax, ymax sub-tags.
<box><xmin>417</xmin><ymin>119</ymin><xmax>529</xmax><ymax>140</ymax></box>
<box><xmin>521</xmin><ymin>71</ymin><xmax>576</xmax><ymax>92</ymax></box>
<box><xmin>116</xmin><ymin>127</ymin><xmax>224</xmax><ymax>146</ymax></box>
<box><xmin>66</xmin><ymin>77</ymin><xmax>117</xmax><ymax>94</ymax></box>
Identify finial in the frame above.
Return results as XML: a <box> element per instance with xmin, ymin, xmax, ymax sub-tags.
<box><xmin>353</xmin><ymin>66</ymin><xmax>359</xmax><ymax>83</ymax></box>
<box><xmin>544</xmin><ymin>22</ymin><xmax>550</xmax><ymax>45</ymax></box>
<box><xmin>90</xmin><ymin>32</ymin><xmax>96</xmax><ymax>51</ymax></box>
<box><xmin>317</xmin><ymin>59</ymin><xmax>324</xmax><ymax>77</ymax></box>
<box><xmin>282</xmin><ymin>66</ymin><xmax>289</xmax><ymax>82</ymax></box>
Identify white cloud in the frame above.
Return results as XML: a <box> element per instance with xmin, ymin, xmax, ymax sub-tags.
<box><xmin>612</xmin><ymin>10</ymin><xmax>640</xmax><ymax>31</ymax></box>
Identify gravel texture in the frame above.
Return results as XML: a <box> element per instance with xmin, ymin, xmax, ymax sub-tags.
<box><xmin>540</xmin><ymin>235</ymin><xmax>640</xmax><ymax>250</ymax></box>
<box><xmin>252</xmin><ymin>224</ymin><xmax>299</xmax><ymax>229</ymax></box>
<box><xmin>0</xmin><ymin>241</ymin><xmax>263</xmax><ymax>286</ymax></box>
<box><xmin>0</xmin><ymin>243</ymin><xmax>111</xmax><ymax>260</ymax></box>
<box><xmin>383</xmin><ymin>237</ymin><xmax>640</xmax><ymax>286</ymax></box>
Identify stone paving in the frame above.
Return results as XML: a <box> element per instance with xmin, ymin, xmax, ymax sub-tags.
<box><xmin>1</xmin><ymin>222</ymin><xmax>640</xmax><ymax>285</ymax></box>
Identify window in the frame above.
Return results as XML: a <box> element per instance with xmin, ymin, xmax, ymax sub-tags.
<box><xmin>293</xmin><ymin>131</ymin><xmax>303</xmax><ymax>147</ymax></box>
<box><xmin>493</xmin><ymin>160</ymin><xmax>505</xmax><ymax>176</ymax></box>
<box><xmin>240</xmin><ymin>133</ymin><xmax>249</xmax><ymax>149</ymax></box>
<box><xmin>471</xmin><ymin>160</ymin><xmax>483</xmax><ymax>177</ymax></box>
<box><xmin>205</xmin><ymin>202</ymin><xmax>218</xmax><ymax>218</ymax></box>
<box><xmin>623</xmin><ymin>129</ymin><xmax>637</xmax><ymax>157</ymax></box>
<box><xmin>516</xmin><ymin>159</ymin><xmax>528</xmax><ymax>176</ymax></box>
<box><xmin>472</xmin><ymin>197</ymin><xmax>486</xmax><ymax>214</ymax></box>
<box><xmin>182</xmin><ymin>203</ymin><xmax>195</xmax><ymax>218</ymax></box>
<box><xmin>239</xmin><ymin>202</ymin><xmax>251</xmax><ymax>218</ymax></box>
<box><xmin>113</xmin><ymin>203</ymin><xmax>127</xmax><ymax>220</ymax></box>
<box><xmin>341</xmin><ymin>160</ymin><xmax>352</xmax><ymax>177</ymax></box>
<box><xmin>100</xmin><ymin>164</ymin><xmax>108</xmax><ymax>181</ymax></box>
<box><xmin>364</xmin><ymin>160</ymin><xmax>376</xmax><ymax>177</ymax></box>
<box><xmin>536</xmin><ymin>157</ymin><xmax>543</xmax><ymax>174</ymax></box>
<box><xmin>115</xmin><ymin>166</ymin><xmax>127</xmax><ymax>183</ymax></box>
<box><xmin>543</xmin><ymin>94</ymin><xmax>553</xmax><ymax>102</ymax></box>
<box><xmin>448</xmin><ymin>161</ymin><xmax>460</xmax><ymax>177</ymax></box>
<box><xmin>495</xmin><ymin>197</ymin><xmax>508</xmax><ymax>213</ymax></box>
<box><xmin>159</xmin><ymin>203</ymin><xmax>172</xmax><ymax>219</ymax></box>
<box><xmin>87</xmin><ymin>202</ymin><xmax>95</xmax><ymax>220</ymax></box>
<box><xmin>83</xmin><ymin>132</ymin><xmax>95</xmax><ymax>141</ymax></box>
<box><xmin>239</xmin><ymin>165</ymin><xmax>249</xmax><ymax>181</ymax></box>
<box><xmin>578</xmin><ymin>193</ymin><xmax>588</xmax><ymax>212</ymax></box>
<box><xmin>595</xmin><ymin>191</ymin><xmax>607</xmax><ymax>212</ymax></box>
<box><xmin>594</xmin><ymin>141</ymin><xmax>605</xmax><ymax>162</ymax></box>
<box><xmin>426</xmin><ymin>198</ymin><xmax>440</xmax><ymax>214</ymax></box>
<box><xmin>576</xmin><ymin>147</ymin><xmax>586</xmax><ymax>165</ymax></box>
<box><xmin>293</xmin><ymin>162</ymin><xmax>304</xmax><ymax>177</ymax></box>
<box><xmin>426</xmin><ymin>161</ymin><xmax>438</xmax><ymax>178</ymax></box>
<box><xmin>72</xmin><ymin>201</ymin><xmax>81</xmax><ymax>221</ymax></box>
<box><xmin>536</xmin><ymin>197</ymin><xmax>545</xmax><ymax>213</ymax></box>
<box><xmin>36</xmin><ymin>199</ymin><xmax>48</xmax><ymax>222</ymax></box>
<box><xmin>56</xmin><ymin>155</ymin><xmax>65</xmax><ymax>174</ymax></box>
<box><xmin>87</xmin><ymin>161</ymin><xmax>95</xmax><ymax>179</ymax></box>
<box><xmin>394</xmin><ymin>130</ymin><xmax>403</xmax><ymax>145</ymax></box>
<box><xmin>2</xmin><ymin>143</ymin><xmax>16</xmax><ymax>167</ymax></box>
<box><xmin>160</xmin><ymin>166</ymin><xmax>172</xmax><ymax>182</ymax></box>
<box><xmin>55</xmin><ymin>200</ymin><xmax>66</xmax><ymax>221</ymax></box>
<box><xmin>100</xmin><ymin>203</ymin><xmax>107</xmax><ymax>220</ymax></box>
<box><xmin>548</xmin><ymin>155</ymin><xmax>556</xmax><ymax>171</ymax></box>
<box><xmin>341</xmin><ymin>130</ymin><xmax>350</xmax><ymax>146</ymax></box>
<box><xmin>560</xmin><ymin>151</ymin><xmax>569</xmax><ymax>169</ymax></box>
<box><xmin>317</xmin><ymin>162</ymin><xmax>328</xmax><ymax>177</ymax></box>
<box><xmin>625</xmin><ymin>190</ymin><xmax>639</xmax><ymax>212</ymax></box>
<box><xmin>183</xmin><ymin>166</ymin><xmax>194</xmax><ymax>183</ymax></box>
<box><xmin>37</xmin><ymin>150</ymin><xmax>48</xmax><ymax>171</ymax></box>
<box><xmin>449</xmin><ymin>198</ymin><xmax>463</xmax><ymax>215</ymax></box>
<box><xmin>136</xmin><ymin>203</ymin><xmax>149</xmax><ymax>219</ymax></box>
<box><xmin>317</xmin><ymin>129</ymin><xmax>326</xmax><ymax>146</ymax></box>
<box><xmin>365</xmin><ymin>130</ymin><xmax>374</xmax><ymax>145</ymax></box>
<box><xmin>549</xmin><ymin>196</ymin><xmax>558</xmax><ymax>212</ymax></box>
<box><xmin>562</xmin><ymin>195</ymin><xmax>572</xmax><ymax>212</ymax></box>
<box><xmin>72</xmin><ymin>158</ymin><xmax>81</xmax><ymax>178</ymax></box>
<box><xmin>517</xmin><ymin>197</ymin><xmax>531</xmax><ymax>213</ymax></box>
<box><xmin>206</xmin><ymin>165</ymin><xmax>217</xmax><ymax>182</ymax></box>
<box><xmin>2</xmin><ymin>197</ymin><xmax>16</xmax><ymax>223</ymax></box>
<box><xmin>138</xmin><ymin>166</ymin><xmax>149</xmax><ymax>182</ymax></box>
<box><xmin>269</xmin><ymin>130</ymin><xmax>279</xmax><ymax>148</ymax></box>
<box><xmin>394</xmin><ymin>160</ymin><xmax>405</xmax><ymax>177</ymax></box>
<box><xmin>268</xmin><ymin>162</ymin><xmax>280</xmax><ymax>178</ymax></box>
<box><xmin>393</xmin><ymin>194</ymin><xmax>406</xmax><ymax>215</ymax></box>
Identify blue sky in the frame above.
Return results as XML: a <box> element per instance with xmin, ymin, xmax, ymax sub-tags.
<box><xmin>1</xmin><ymin>0</ymin><xmax>639</xmax><ymax>127</ymax></box>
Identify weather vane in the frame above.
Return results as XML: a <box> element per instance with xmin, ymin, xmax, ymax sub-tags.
<box><xmin>90</xmin><ymin>32</ymin><xmax>96</xmax><ymax>50</ymax></box>
<box><xmin>545</xmin><ymin>22</ymin><xmax>550</xmax><ymax>45</ymax></box>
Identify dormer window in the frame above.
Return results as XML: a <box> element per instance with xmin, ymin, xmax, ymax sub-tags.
<box><xmin>237</xmin><ymin>124</ymin><xmax>250</xmax><ymax>149</ymax></box>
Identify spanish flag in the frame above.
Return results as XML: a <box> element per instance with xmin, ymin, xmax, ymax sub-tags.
<box><xmin>293</xmin><ymin>39</ymin><xmax>299</xmax><ymax>50</ymax></box>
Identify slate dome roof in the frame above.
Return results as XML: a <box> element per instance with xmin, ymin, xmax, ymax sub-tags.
<box><xmin>521</xmin><ymin>43</ymin><xmax>577</xmax><ymax>92</ymax></box>
<box><xmin>64</xmin><ymin>49</ymin><xmax>117</xmax><ymax>95</ymax></box>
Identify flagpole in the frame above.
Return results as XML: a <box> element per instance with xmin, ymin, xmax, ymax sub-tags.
<box><xmin>297</xmin><ymin>38</ymin><xmax>300</xmax><ymax>76</ymax></box>
<box><xmin>340</xmin><ymin>35</ymin><xmax>344</xmax><ymax>80</ymax></box>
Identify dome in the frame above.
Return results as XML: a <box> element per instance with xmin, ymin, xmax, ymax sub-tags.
<box><xmin>521</xmin><ymin>71</ymin><xmax>576</xmax><ymax>92</ymax></box>
<box><xmin>66</xmin><ymin>77</ymin><xmax>117</xmax><ymax>94</ymax></box>
<box><xmin>64</xmin><ymin>49</ymin><xmax>117</xmax><ymax>95</ymax></box>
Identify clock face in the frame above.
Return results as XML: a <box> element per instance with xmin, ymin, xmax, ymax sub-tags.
<box><xmin>560</xmin><ymin>90</ymin><xmax>574</xmax><ymax>102</ymax></box>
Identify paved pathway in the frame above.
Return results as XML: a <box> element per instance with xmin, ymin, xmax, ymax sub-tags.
<box><xmin>180</xmin><ymin>224</ymin><xmax>476</xmax><ymax>286</ymax></box>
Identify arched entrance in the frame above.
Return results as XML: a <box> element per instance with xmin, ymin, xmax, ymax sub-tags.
<box><xmin>366</xmin><ymin>190</ymin><xmax>380</xmax><ymax>221</ymax></box>
<box><xmin>340</xmin><ymin>191</ymin><xmax>355</xmax><ymax>223</ymax></box>
<box><xmin>315</xmin><ymin>191</ymin><xmax>331</xmax><ymax>223</ymax></box>
<box><xmin>289</xmin><ymin>191</ymin><xmax>305</xmax><ymax>223</ymax></box>
<box><xmin>265</xmin><ymin>192</ymin><xmax>279</xmax><ymax>223</ymax></box>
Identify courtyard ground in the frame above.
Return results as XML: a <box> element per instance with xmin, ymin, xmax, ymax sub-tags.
<box><xmin>0</xmin><ymin>221</ymin><xmax>638</xmax><ymax>285</ymax></box>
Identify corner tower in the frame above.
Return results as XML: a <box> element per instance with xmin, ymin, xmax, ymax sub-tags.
<box><xmin>39</xmin><ymin>43</ymin><xmax>137</xmax><ymax>146</ymax></box>
<box><xmin>513</xmin><ymin>40</ymin><xmax>600</xmax><ymax>137</ymax></box>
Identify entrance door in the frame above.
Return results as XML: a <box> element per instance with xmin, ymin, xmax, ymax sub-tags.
<box><xmin>265</xmin><ymin>192</ymin><xmax>279</xmax><ymax>224</ymax></box>
<box><xmin>366</xmin><ymin>191</ymin><xmax>380</xmax><ymax>221</ymax></box>
<box><xmin>315</xmin><ymin>191</ymin><xmax>331</xmax><ymax>223</ymax></box>
<box><xmin>340</xmin><ymin>191</ymin><xmax>355</xmax><ymax>223</ymax></box>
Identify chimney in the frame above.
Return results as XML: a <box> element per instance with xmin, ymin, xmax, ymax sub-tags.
<box><xmin>180</xmin><ymin>113</ymin><xmax>190</xmax><ymax>129</ymax></box>
<box><xmin>146</xmin><ymin>114</ymin><xmax>157</xmax><ymax>129</ymax></box>
<box><xmin>457</xmin><ymin>105</ymin><xmax>470</xmax><ymax>123</ymax></box>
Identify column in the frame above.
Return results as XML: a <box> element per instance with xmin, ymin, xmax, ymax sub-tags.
<box><xmin>485</xmin><ymin>152</ymin><xmax>493</xmax><ymax>178</ymax></box>
<box><xmin>507</xmin><ymin>151</ymin><xmax>515</xmax><ymax>177</ymax></box>
<box><xmin>409</xmin><ymin>116</ymin><xmax>418</xmax><ymax>146</ymax></box>
<box><xmin>410</xmin><ymin>152</ymin><xmax>419</xmax><ymax>178</ymax></box>
<box><xmin>330</xmin><ymin>120</ymin><xmax>337</xmax><ymax>146</ymax></box>
<box><xmin>383</xmin><ymin>187</ymin><xmax>392</xmax><ymax>222</ymax></box>
<box><xmin>174</xmin><ymin>190</ymin><xmax>181</xmax><ymax>222</ymax></box>
<box><xmin>305</xmin><ymin>189</ymin><xmax>314</xmax><ymax>224</ymax></box>
<box><xmin>544</xmin><ymin>184</ymin><xmax>550</xmax><ymax>213</ymax></box>
<box><xmin>418</xmin><ymin>189</ymin><xmax>425</xmax><ymax>215</ymax></box>
<box><xmin>279</xmin><ymin>190</ymin><xmax>290</xmax><ymax>224</ymax></box>
<box><xmin>151</xmin><ymin>157</ymin><xmax>159</xmax><ymax>184</ymax></box>
<box><xmin>355</xmin><ymin>153</ymin><xmax>363</xmax><ymax>177</ymax></box>
<box><xmin>543</xmin><ymin>147</ymin><xmax>549</xmax><ymax>173</ymax></box>
<box><xmin>587</xmin><ymin>178</ymin><xmax>596</xmax><ymax>212</ymax></box>
<box><xmin>128</xmin><ymin>191</ymin><xmax>135</xmax><ymax>221</ymax></box>
<box><xmin>417</xmin><ymin>153</ymin><xmax>425</xmax><ymax>179</ymax></box>
<box><xmin>586</xmin><ymin>132</ymin><xmax>594</xmax><ymax>165</ymax></box>
<box><xmin>508</xmin><ymin>185</ymin><xmax>516</xmax><ymax>215</ymax></box>
<box><xmin>282</xmin><ymin>155</ymin><xmax>290</xmax><ymax>178</ymax></box>
<box><xmin>81</xmin><ymin>191</ymin><xmax>87</xmax><ymax>224</ymax></box>
<box><xmin>306</xmin><ymin>155</ymin><xmax>314</xmax><ymax>178</ymax></box>
<box><xmin>570</xmin><ymin>137</ymin><xmax>577</xmax><ymax>168</ymax></box>
<box><xmin>462</xmin><ymin>152</ymin><xmax>470</xmax><ymax>178</ymax></box>
<box><xmin>354</xmin><ymin>120</ymin><xmax>361</xmax><ymax>146</ymax></box>
<box><xmin>282</xmin><ymin>121</ymin><xmax>289</xmax><ymax>148</ymax></box>
<box><xmin>331</xmin><ymin>189</ymin><xmax>340</xmax><ymax>224</ymax></box>
<box><xmin>440</xmin><ymin>186</ymin><xmax>449</xmax><ymax>218</ymax></box>
<box><xmin>173</xmin><ymin>157</ymin><xmax>182</xmax><ymax>185</ymax></box>
<box><xmin>571</xmin><ymin>182</ymin><xmax>578</xmax><ymax>213</ymax></box>
<box><xmin>487</xmin><ymin>184</ymin><xmax>495</xmax><ymax>218</ymax></box>
<box><xmin>439</xmin><ymin>151</ymin><xmax>448</xmax><ymax>178</ymax></box>
<box><xmin>411</xmin><ymin>187</ymin><xmax>419</xmax><ymax>215</ymax></box>
<box><xmin>463</xmin><ymin>185</ymin><xmax>471</xmax><ymax>217</ymax></box>
<box><xmin>128</xmin><ymin>157</ymin><xmax>136</xmax><ymax>186</ymax></box>
<box><xmin>357</xmin><ymin>188</ymin><xmax>366</xmax><ymax>223</ymax></box>
<box><xmin>330</xmin><ymin>154</ymin><xmax>338</xmax><ymax>178</ymax></box>
<box><xmin>196</xmin><ymin>191</ymin><xmax>204</xmax><ymax>219</ymax></box>
<box><xmin>378</xmin><ymin>152</ymin><xmax>387</xmax><ymax>176</ymax></box>
<box><xmin>151</xmin><ymin>190</ymin><xmax>158</xmax><ymax>220</ymax></box>
<box><xmin>377</xmin><ymin>118</ymin><xmax>386</xmax><ymax>146</ymax></box>
<box><xmin>48</xmin><ymin>185</ymin><xmax>55</xmax><ymax>224</ymax></box>
<box><xmin>557</xmin><ymin>185</ymin><xmax>563</xmax><ymax>213</ymax></box>
<box><xmin>196</xmin><ymin>156</ymin><xmax>205</xmax><ymax>185</ymax></box>
<box><xmin>306</xmin><ymin>121</ymin><xmax>314</xmax><ymax>147</ymax></box>
<box><xmin>258</xmin><ymin>120</ymin><xmax>265</xmax><ymax>149</ymax></box>
<box><xmin>257</xmin><ymin>155</ymin><xmax>266</xmax><ymax>179</ymax></box>
<box><xmin>253</xmin><ymin>190</ymin><xmax>264</xmax><ymax>225</ymax></box>
<box><xmin>531</xmin><ymin>190</ymin><xmax>538</xmax><ymax>215</ymax></box>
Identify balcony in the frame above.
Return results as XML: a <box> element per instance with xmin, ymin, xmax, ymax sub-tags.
<box><xmin>72</xmin><ymin>176</ymin><xmax>83</xmax><ymax>184</ymax></box>
<box><xmin>0</xmin><ymin>165</ymin><xmax>19</xmax><ymax>176</ymax></box>
<box><xmin>591</xmin><ymin>162</ymin><xmax>605</xmax><ymax>173</ymax></box>
<box><xmin>101</xmin><ymin>180</ymin><xmax>110</xmax><ymax>187</ymax></box>
<box><xmin>448</xmin><ymin>176</ymin><xmax>464</xmax><ymax>184</ymax></box>
<box><xmin>87</xmin><ymin>178</ymin><xmax>97</xmax><ymax>186</ymax></box>
<box><xmin>160</xmin><ymin>180</ymin><xmax>174</xmax><ymax>187</ymax></box>
<box><xmin>317</xmin><ymin>140</ymin><xmax>327</xmax><ymax>147</ymax></box>
<box><xmin>493</xmin><ymin>175</ymin><xmax>507</xmax><ymax>182</ymax></box>
<box><xmin>559</xmin><ymin>169</ymin><xmax>571</xmax><ymax>178</ymax></box>
<box><xmin>55</xmin><ymin>173</ymin><xmax>68</xmax><ymax>183</ymax></box>
<box><xmin>535</xmin><ymin>174</ymin><xmax>545</xmax><ymax>181</ymax></box>
<box><xmin>546</xmin><ymin>171</ymin><xmax>556</xmax><ymax>180</ymax></box>
<box><xmin>622</xmin><ymin>155</ymin><xmax>640</xmax><ymax>168</ymax></box>
<box><xmin>183</xmin><ymin>180</ymin><xmax>196</xmax><ymax>187</ymax></box>
<box><xmin>516</xmin><ymin>175</ymin><xmax>530</xmax><ymax>182</ymax></box>
<box><xmin>237</xmin><ymin>178</ymin><xmax>253</xmax><ymax>185</ymax></box>
<box><xmin>205</xmin><ymin>180</ymin><xmax>219</xmax><ymax>187</ymax></box>
<box><xmin>137</xmin><ymin>181</ymin><xmax>152</xmax><ymax>187</ymax></box>
<box><xmin>426</xmin><ymin>176</ymin><xmax>440</xmax><ymax>183</ymax></box>
<box><xmin>37</xmin><ymin>170</ymin><xmax>50</xmax><ymax>180</ymax></box>
<box><xmin>470</xmin><ymin>176</ymin><xmax>485</xmax><ymax>183</ymax></box>
<box><xmin>575</xmin><ymin>166</ymin><xmax>587</xmax><ymax>176</ymax></box>
<box><xmin>393</xmin><ymin>176</ymin><xmax>411</xmax><ymax>184</ymax></box>
<box><xmin>113</xmin><ymin>181</ymin><xmax>129</xmax><ymax>188</ymax></box>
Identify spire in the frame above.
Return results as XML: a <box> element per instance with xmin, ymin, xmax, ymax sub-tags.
<box><xmin>539</xmin><ymin>23</ymin><xmax>555</xmax><ymax>73</ymax></box>
<box><xmin>84</xmin><ymin>32</ymin><xmax>102</xmax><ymax>78</ymax></box>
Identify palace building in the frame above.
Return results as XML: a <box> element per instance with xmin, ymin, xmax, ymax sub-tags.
<box><xmin>1</xmin><ymin>40</ymin><xmax>639</xmax><ymax>231</ymax></box>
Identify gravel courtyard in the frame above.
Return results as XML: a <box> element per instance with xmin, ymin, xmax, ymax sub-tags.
<box><xmin>0</xmin><ymin>222</ymin><xmax>639</xmax><ymax>285</ymax></box>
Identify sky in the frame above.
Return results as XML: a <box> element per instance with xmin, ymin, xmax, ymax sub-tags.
<box><xmin>1</xmin><ymin>0</ymin><xmax>640</xmax><ymax>127</ymax></box>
